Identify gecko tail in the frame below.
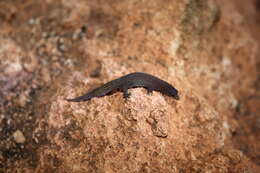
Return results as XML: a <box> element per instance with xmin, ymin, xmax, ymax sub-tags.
<box><xmin>66</xmin><ymin>94</ymin><xmax>92</xmax><ymax>102</ymax></box>
<box><xmin>66</xmin><ymin>98</ymin><xmax>82</xmax><ymax>102</ymax></box>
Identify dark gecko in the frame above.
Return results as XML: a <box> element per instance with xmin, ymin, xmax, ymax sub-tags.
<box><xmin>66</xmin><ymin>72</ymin><xmax>179</xmax><ymax>102</ymax></box>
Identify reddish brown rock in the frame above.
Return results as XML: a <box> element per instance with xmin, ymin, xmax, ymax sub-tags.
<box><xmin>0</xmin><ymin>0</ymin><xmax>259</xmax><ymax>172</ymax></box>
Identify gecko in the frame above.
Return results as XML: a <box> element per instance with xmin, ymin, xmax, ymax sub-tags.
<box><xmin>66</xmin><ymin>72</ymin><xmax>179</xmax><ymax>102</ymax></box>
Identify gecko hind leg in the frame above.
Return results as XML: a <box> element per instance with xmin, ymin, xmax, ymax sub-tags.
<box><xmin>123</xmin><ymin>88</ymin><xmax>131</xmax><ymax>98</ymax></box>
<box><xmin>146</xmin><ymin>87</ymin><xmax>153</xmax><ymax>95</ymax></box>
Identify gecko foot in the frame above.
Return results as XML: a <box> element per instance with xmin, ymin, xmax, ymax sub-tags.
<box><xmin>123</xmin><ymin>89</ymin><xmax>131</xmax><ymax>99</ymax></box>
<box><xmin>147</xmin><ymin>88</ymin><xmax>153</xmax><ymax>95</ymax></box>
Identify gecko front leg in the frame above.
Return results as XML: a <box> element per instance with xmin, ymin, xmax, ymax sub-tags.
<box><xmin>123</xmin><ymin>88</ymin><xmax>130</xmax><ymax>98</ymax></box>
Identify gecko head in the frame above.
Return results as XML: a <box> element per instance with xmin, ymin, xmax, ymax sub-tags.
<box><xmin>169</xmin><ymin>88</ymin><xmax>180</xmax><ymax>100</ymax></box>
<box><xmin>175</xmin><ymin>94</ymin><xmax>180</xmax><ymax>100</ymax></box>
<box><xmin>172</xmin><ymin>93</ymin><xmax>180</xmax><ymax>100</ymax></box>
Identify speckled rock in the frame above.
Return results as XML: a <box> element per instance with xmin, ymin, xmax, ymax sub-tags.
<box><xmin>0</xmin><ymin>0</ymin><xmax>259</xmax><ymax>172</ymax></box>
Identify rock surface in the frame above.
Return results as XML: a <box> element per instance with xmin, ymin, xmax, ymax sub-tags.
<box><xmin>0</xmin><ymin>0</ymin><xmax>259</xmax><ymax>172</ymax></box>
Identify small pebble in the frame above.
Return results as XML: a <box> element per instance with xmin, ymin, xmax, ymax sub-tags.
<box><xmin>18</xmin><ymin>94</ymin><xmax>27</xmax><ymax>107</ymax></box>
<box><xmin>13</xmin><ymin>130</ymin><xmax>26</xmax><ymax>143</ymax></box>
<box><xmin>28</xmin><ymin>18</ymin><xmax>35</xmax><ymax>25</ymax></box>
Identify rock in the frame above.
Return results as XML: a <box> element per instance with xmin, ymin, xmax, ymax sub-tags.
<box><xmin>0</xmin><ymin>0</ymin><xmax>259</xmax><ymax>172</ymax></box>
<box><xmin>13</xmin><ymin>130</ymin><xmax>26</xmax><ymax>143</ymax></box>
